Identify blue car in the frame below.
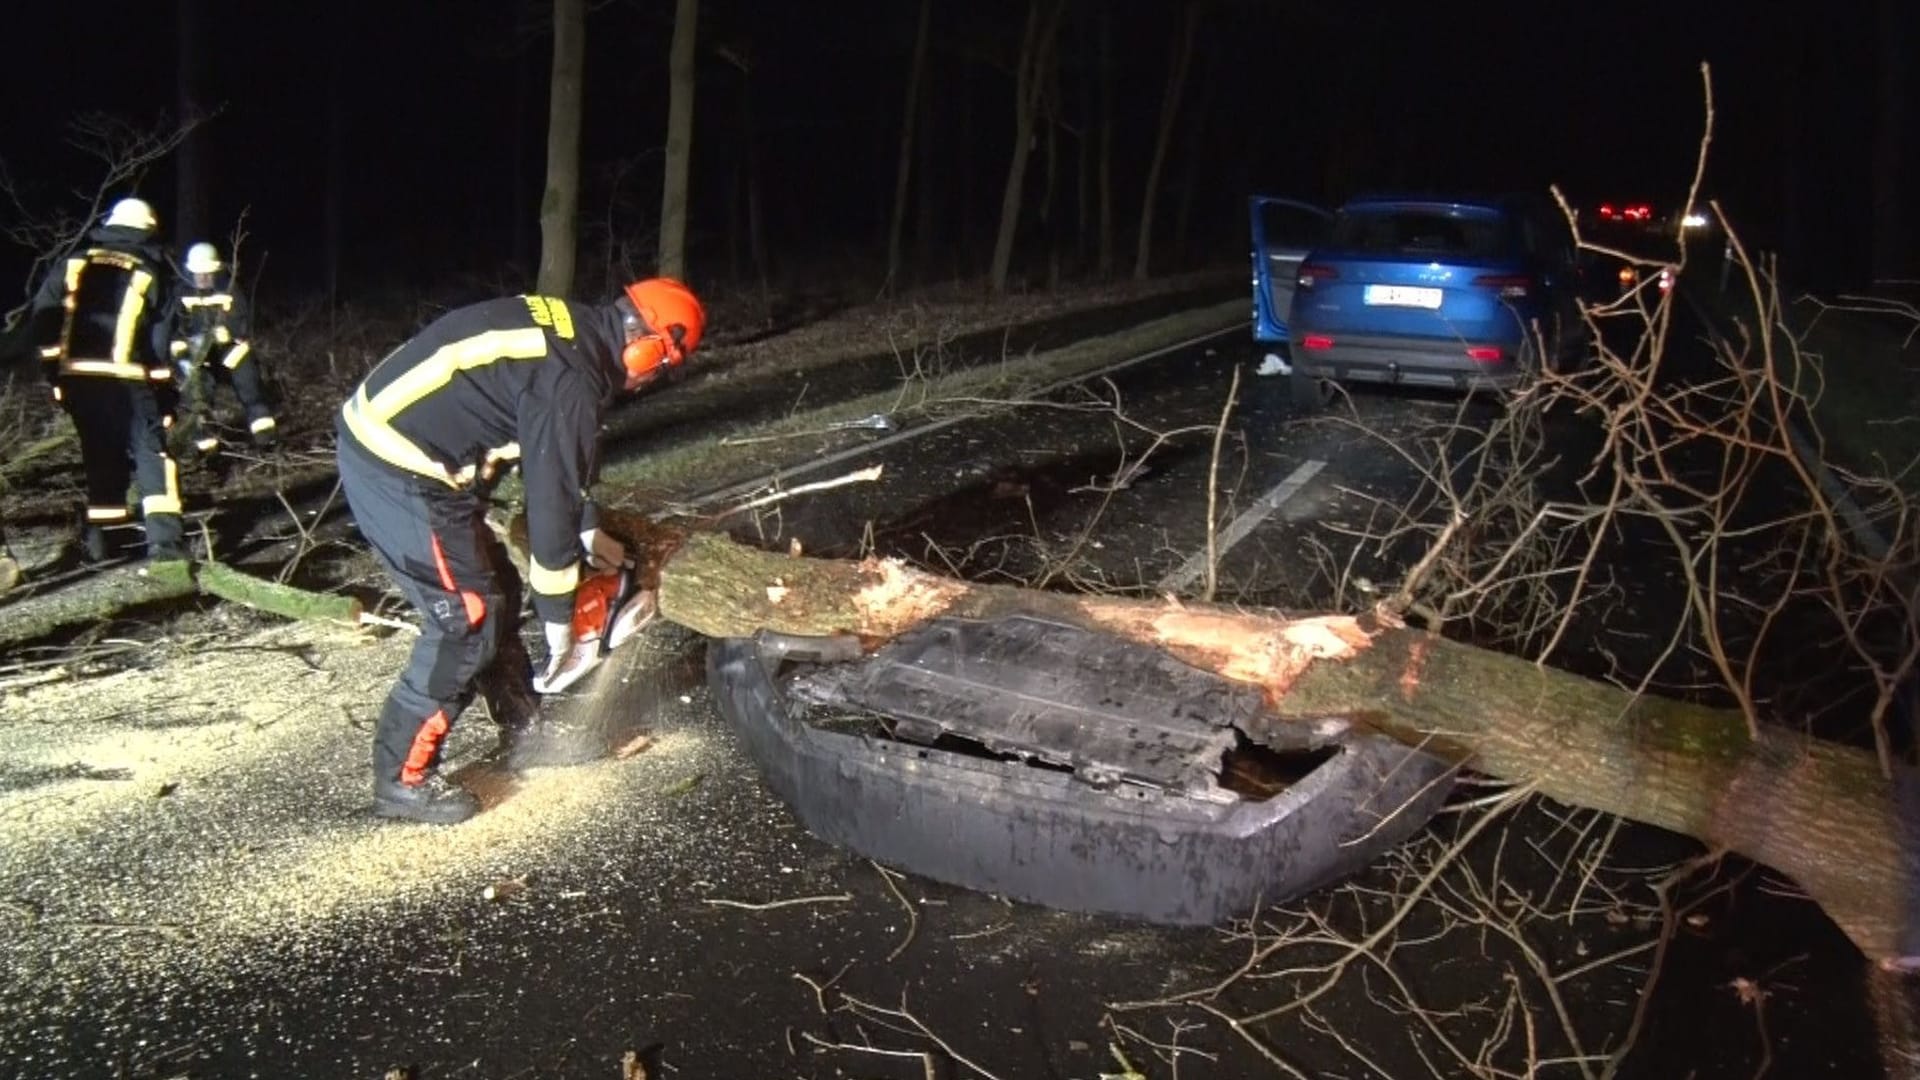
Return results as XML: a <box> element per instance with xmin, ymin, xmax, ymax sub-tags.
<box><xmin>1251</xmin><ymin>193</ymin><xmax>1587</xmax><ymax>402</ymax></box>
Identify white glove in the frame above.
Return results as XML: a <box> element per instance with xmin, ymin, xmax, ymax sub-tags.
<box><xmin>580</xmin><ymin>527</ymin><xmax>627</xmax><ymax>572</ymax></box>
<box><xmin>532</xmin><ymin>620</ymin><xmax>576</xmax><ymax>693</ymax></box>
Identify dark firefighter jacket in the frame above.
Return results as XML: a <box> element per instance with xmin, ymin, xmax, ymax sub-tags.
<box><xmin>28</xmin><ymin>225</ymin><xmax>173</xmax><ymax>382</ymax></box>
<box><xmin>165</xmin><ymin>271</ymin><xmax>252</xmax><ymax>364</ymax></box>
<box><xmin>340</xmin><ymin>295</ymin><xmax>624</xmax><ymax>623</ymax></box>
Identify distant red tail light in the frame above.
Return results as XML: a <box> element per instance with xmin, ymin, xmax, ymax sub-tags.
<box><xmin>1472</xmin><ymin>273</ymin><xmax>1532</xmax><ymax>300</ymax></box>
<box><xmin>1465</xmin><ymin>346</ymin><xmax>1503</xmax><ymax>363</ymax></box>
<box><xmin>1296</xmin><ymin>264</ymin><xmax>1339</xmax><ymax>289</ymax></box>
<box><xmin>1300</xmin><ymin>334</ymin><xmax>1336</xmax><ymax>351</ymax></box>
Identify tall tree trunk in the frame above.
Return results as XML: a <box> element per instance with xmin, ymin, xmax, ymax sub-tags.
<box><xmin>742</xmin><ymin>68</ymin><xmax>769</xmax><ymax>311</ymax></box>
<box><xmin>658</xmin><ymin>0</ymin><xmax>699</xmax><ymax>281</ymax></box>
<box><xmin>1170</xmin><ymin>65</ymin><xmax>1215</xmax><ymax>272</ymax></box>
<box><xmin>632</xmin><ymin>527</ymin><xmax>1914</xmax><ymax>967</ymax></box>
<box><xmin>959</xmin><ymin>59</ymin><xmax>977</xmax><ymax>276</ymax></box>
<box><xmin>914</xmin><ymin>70</ymin><xmax>939</xmax><ymax>283</ymax></box>
<box><xmin>989</xmin><ymin>0</ymin><xmax>1067</xmax><ymax>295</ymax></box>
<box><xmin>323</xmin><ymin>9</ymin><xmax>345</xmax><ymax>328</ymax></box>
<box><xmin>1095</xmin><ymin>7</ymin><xmax>1116</xmax><ymax>279</ymax></box>
<box><xmin>510</xmin><ymin>3</ymin><xmax>535</xmax><ymax>277</ymax></box>
<box><xmin>1076</xmin><ymin>11</ymin><xmax>1094</xmax><ymax>272</ymax></box>
<box><xmin>1134</xmin><ymin>0</ymin><xmax>1202</xmax><ymax>281</ymax></box>
<box><xmin>1871</xmin><ymin>0</ymin><xmax>1909</xmax><ymax>281</ymax></box>
<box><xmin>886</xmin><ymin>0</ymin><xmax>934</xmax><ymax>293</ymax></box>
<box><xmin>536</xmin><ymin>0</ymin><xmax>585</xmax><ymax>296</ymax></box>
<box><xmin>173</xmin><ymin>0</ymin><xmax>208</xmax><ymax>247</ymax></box>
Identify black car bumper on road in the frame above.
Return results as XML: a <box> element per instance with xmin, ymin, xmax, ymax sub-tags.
<box><xmin>707</xmin><ymin>614</ymin><xmax>1453</xmax><ymax>926</ymax></box>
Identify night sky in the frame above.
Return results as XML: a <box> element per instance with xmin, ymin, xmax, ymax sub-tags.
<box><xmin>1</xmin><ymin>0</ymin><xmax>1903</xmax><ymax>304</ymax></box>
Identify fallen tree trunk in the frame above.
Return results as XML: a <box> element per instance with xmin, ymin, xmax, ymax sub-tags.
<box><xmin>645</xmin><ymin>527</ymin><xmax>1912</xmax><ymax>965</ymax></box>
<box><xmin>0</xmin><ymin>559</ymin><xmax>364</xmax><ymax>654</ymax></box>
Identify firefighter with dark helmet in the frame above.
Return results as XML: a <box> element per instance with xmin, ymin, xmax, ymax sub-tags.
<box><xmin>164</xmin><ymin>241</ymin><xmax>278</xmax><ymax>458</ymax></box>
<box><xmin>336</xmin><ymin>277</ymin><xmax>706</xmax><ymax>824</ymax></box>
<box><xmin>25</xmin><ymin>196</ymin><xmax>188</xmax><ymax>566</ymax></box>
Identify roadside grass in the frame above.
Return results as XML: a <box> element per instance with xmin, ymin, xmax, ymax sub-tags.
<box><xmin>1702</xmin><ymin>275</ymin><xmax>1920</xmax><ymax>493</ymax></box>
<box><xmin>1793</xmin><ymin>301</ymin><xmax>1920</xmax><ymax>490</ymax></box>
<box><xmin>587</xmin><ymin>299</ymin><xmax>1246</xmax><ymax>508</ymax></box>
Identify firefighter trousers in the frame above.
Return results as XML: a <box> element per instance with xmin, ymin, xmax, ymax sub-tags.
<box><xmin>337</xmin><ymin>431</ymin><xmax>540</xmax><ymax>785</ymax></box>
<box><xmin>59</xmin><ymin>376</ymin><xmax>185</xmax><ymax>557</ymax></box>
<box><xmin>183</xmin><ymin>343</ymin><xmax>276</xmax><ymax>440</ymax></box>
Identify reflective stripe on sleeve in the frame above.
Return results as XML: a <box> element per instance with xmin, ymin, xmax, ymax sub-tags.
<box><xmin>529</xmin><ymin>556</ymin><xmax>580</xmax><ymax>597</ymax></box>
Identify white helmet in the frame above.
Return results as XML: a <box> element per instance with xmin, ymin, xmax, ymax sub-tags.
<box><xmin>103</xmin><ymin>197</ymin><xmax>157</xmax><ymax>232</ymax></box>
<box><xmin>184</xmin><ymin>242</ymin><xmax>223</xmax><ymax>275</ymax></box>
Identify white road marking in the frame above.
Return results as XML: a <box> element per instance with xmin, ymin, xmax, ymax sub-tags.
<box><xmin>1156</xmin><ymin>460</ymin><xmax>1327</xmax><ymax>593</ymax></box>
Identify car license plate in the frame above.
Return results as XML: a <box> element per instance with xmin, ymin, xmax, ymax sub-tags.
<box><xmin>1362</xmin><ymin>285</ymin><xmax>1443</xmax><ymax>309</ymax></box>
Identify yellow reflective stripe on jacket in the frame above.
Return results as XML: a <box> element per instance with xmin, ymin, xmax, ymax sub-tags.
<box><xmin>111</xmin><ymin>269</ymin><xmax>153</xmax><ymax>367</ymax></box>
<box><xmin>362</xmin><ymin>327</ymin><xmax>548</xmax><ymax>422</ymax></box>
<box><xmin>223</xmin><ymin>341</ymin><xmax>251</xmax><ymax>368</ymax></box>
<box><xmin>341</xmin><ymin>326</ymin><xmax>551</xmax><ymax>488</ymax></box>
<box><xmin>529</xmin><ymin>556</ymin><xmax>580</xmax><ymax>597</ymax></box>
<box><xmin>340</xmin><ymin>390</ymin><xmax>470</xmax><ymax>488</ymax></box>
<box><xmin>60</xmin><ymin>359</ymin><xmax>151</xmax><ymax>380</ymax></box>
<box><xmin>179</xmin><ymin>294</ymin><xmax>233</xmax><ymax>310</ymax></box>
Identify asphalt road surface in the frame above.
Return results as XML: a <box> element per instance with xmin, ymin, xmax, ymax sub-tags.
<box><xmin>0</xmin><ymin>292</ymin><xmax>1899</xmax><ymax>1079</ymax></box>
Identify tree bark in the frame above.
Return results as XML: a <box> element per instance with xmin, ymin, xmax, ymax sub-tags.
<box><xmin>1133</xmin><ymin>0</ymin><xmax>1202</xmax><ymax>281</ymax></box>
<box><xmin>886</xmin><ymin>0</ymin><xmax>934</xmax><ymax>293</ymax></box>
<box><xmin>173</xmin><ymin>0</ymin><xmax>208</xmax><ymax>247</ymax></box>
<box><xmin>658</xmin><ymin>0</ymin><xmax>699</xmax><ymax>281</ymax></box>
<box><xmin>988</xmin><ymin>0</ymin><xmax>1067</xmax><ymax>295</ymax></box>
<box><xmin>324</xmin><ymin>11</ymin><xmax>346</xmax><ymax>326</ymax></box>
<box><xmin>1095</xmin><ymin>7</ymin><xmax>1115</xmax><ymax>279</ymax></box>
<box><xmin>643</xmin><ymin>527</ymin><xmax>1913</xmax><ymax>966</ymax></box>
<box><xmin>536</xmin><ymin>0</ymin><xmax>585</xmax><ymax>297</ymax></box>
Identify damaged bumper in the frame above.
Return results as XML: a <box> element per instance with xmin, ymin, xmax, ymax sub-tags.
<box><xmin>707</xmin><ymin>614</ymin><xmax>1452</xmax><ymax>926</ymax></box>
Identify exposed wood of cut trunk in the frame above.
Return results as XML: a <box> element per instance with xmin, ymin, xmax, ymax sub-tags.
<box><xmin>649</xmin><ymin>528</ymin><xmax>1910</xmax><ymax>965</ymax></box>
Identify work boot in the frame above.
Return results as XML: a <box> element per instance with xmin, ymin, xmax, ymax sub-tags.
<box><xmin>501</xmin><ymin>713</ymin><xmax>605</xmax><ymax>771</ymax></box>
<box><xmin>373</xmin><ymin>772</ymin><xmax>480</xmax><ymax>825</ymax></box>
<box><xmin>80</xmin><ymin>524</ymin><xmax>111</xmax><ymax>563</ymax></box>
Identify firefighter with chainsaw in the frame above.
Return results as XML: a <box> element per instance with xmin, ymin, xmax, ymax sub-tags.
<box><xmin>337</xmin><ymin>278</ymin><xmax>706</xmax><ymax>824</ymax></box>
<box><xmin>164</xmin><ymin>241</ymin><xmax>278</xmax><ymax>459</ymax></box>
<box><xmin>25</xmin><ymin>197</ymin><xmax>187</xmax><ymax>565</ymax></box>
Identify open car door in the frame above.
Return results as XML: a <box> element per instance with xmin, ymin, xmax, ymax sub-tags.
<box><xmin>1249</xmin><ymin>196</ymin><xmax>1333</xmax><ymax>346</ymax></box>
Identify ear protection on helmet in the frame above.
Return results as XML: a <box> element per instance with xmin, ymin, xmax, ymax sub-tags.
<box><xmin>621</xmin><ymin>334</ymin><xmax>672</xmax><ymax>383</ymax></box>
<box><xmin>620</xmin><ymin>312</ymin><xmax>691</xmax><ymax>385</ymax></box>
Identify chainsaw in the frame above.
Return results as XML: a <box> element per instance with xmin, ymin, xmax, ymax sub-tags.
<box><xmin>533</xmin><ymin>561</ymin><xmax>657</xmax><ymax>694</ymax></box>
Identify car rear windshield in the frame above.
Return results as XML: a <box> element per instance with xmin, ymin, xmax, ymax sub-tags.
<box><xmin>1329</xmin><ymin>207</ymin><xmax>1513</xmax><ymax>259</ymax></box>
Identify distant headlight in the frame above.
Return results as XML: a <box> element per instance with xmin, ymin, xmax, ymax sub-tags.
<box><xmin>1681</xmin><ymin>212</ymin><xmax>1710</xmax><ymax>229</ymax></box>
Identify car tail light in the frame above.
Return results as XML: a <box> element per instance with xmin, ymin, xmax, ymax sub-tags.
<box><xmin>1296</xmin><ymin>264</ymin><xmax>1339</xmax><ymax>289</ymax></box>
<box><xmin>1657</xmin><ymin>268</ymin><xmax>1673</xmax><ymax>293</ymax></box>
<box><xmin>1465</xmin><ymin>346</ymin><xmax>1503</xmax><ymax>362</ymax></box>
<box><xmin>1473</xmin><ymin>273</ymin><xmax>1531</xmax><ymax>299</ymax></box>
<box><xmin>1300</xmin><ymin>334</ymin><xmax>1335</xmax><ymax>351</ymax></box>
<box><xmin>1599</xmin><ymin>203</ymin><xmax>1616</xmax><ymax>219</ymax></box>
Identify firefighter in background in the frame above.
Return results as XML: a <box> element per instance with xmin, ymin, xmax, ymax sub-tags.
<box><xmin>337</xmin><ymin>277</ymin><xmax>706</xmax><ymax>824</ymax></box>
<box><xmin>165</xmin><ymin>241</ymin><xmax>277</xmax><ymax>458</ymax></box>
<box><xmin>26</xmin><ymin>197</ymin><xmax>187</xmax><ymax>564</ymax></box>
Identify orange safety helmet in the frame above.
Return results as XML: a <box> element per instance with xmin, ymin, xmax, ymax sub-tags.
<box><xmin>619</xmin><ymin>277</ymin><xmax>706</xmax><ymax>388</ymax></box>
